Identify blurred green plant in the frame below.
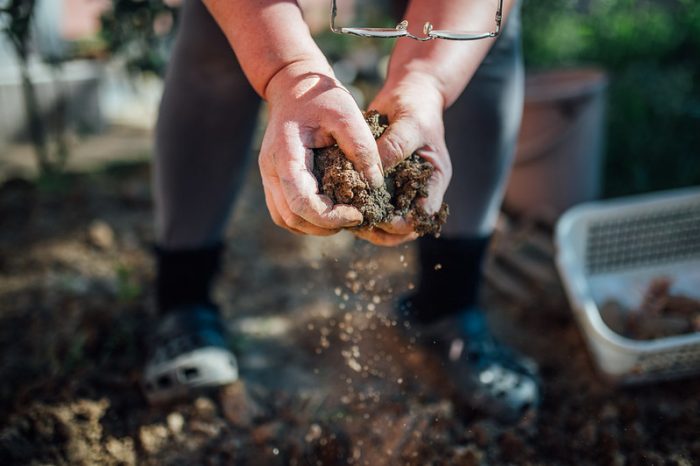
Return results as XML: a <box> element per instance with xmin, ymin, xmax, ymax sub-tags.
<box><xmin>1</xmin><ymin>0</ymin><xmax>69</xmax><ymax>179</ymax></box>
<box><xmin>101</xmin><ymin>0</ymin><xmax>178</xmax><ymax>75</ymax></box>
<box><xmin>116</xmin><ymin>264</ymin><xmax>142</xmax><ymax>302</ymax></box>
<box><xmin>60</xmin><ymin>331</ymin><xmax>88</xmax><ymax>375</ymax></box>
<box><xmin>522</xmin><ymin>0</ymin><xmax>700</xmax><ymax>197</ymax></box>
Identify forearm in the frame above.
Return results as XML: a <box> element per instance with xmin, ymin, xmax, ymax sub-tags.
<box><xmin>385</xmin><ymin>0</ymin><xmax>516</xmax><ymax>107</ymax></box>
<box><xmin>202</xmin><ymin>0</ymin><xmax>331</xmax><ymax>99</ymax></box>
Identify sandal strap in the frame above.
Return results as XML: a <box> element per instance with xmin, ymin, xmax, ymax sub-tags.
<box><xmin>151</xmin><ymin>306</ymin><xmax>229</xmax><ymax>363</ymax></box>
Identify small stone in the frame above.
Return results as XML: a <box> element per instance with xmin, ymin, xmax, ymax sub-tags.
<box><xmin>251</xmin><ymin>421</ymin><xmax>284</xmax><ymax>445</ymax></box>
<box><xmin>599</xmin><ymin>300</ymin><xmax>628</xmax><ymax>335</ymax></box>
<box><xmin>105</xmin><ymin>436</ymin><xmax>136</xmax><ymax>465</ymax></box>
<box><xmin>87</xmin><ymin>220</ymin><xmax>115</xmax><ymax>250</ymax></box>
<box><xmin>452</xmin><ymin>445</ymin><xmax>484</xmax><ymax>466</ymax></box>
<box><xmin>220</xmin><ymin>382</ymin><xmax>264</xmax><ymax>428</ymax></box>
<box><xmin>138</xmin><ymin>424</ymin><xmax>169</xmax><ymax>454</ymax></box>
<box><xmin>668</xmin><ymin>454</ymin><xmax>693</xmax><ymax>466</ymax></box>
<box><xmin>610</xmin><ymin>451</ymin><xmax>626</xmax><ymax>466</ymax></box>
<box><xmin>194</xmin><ymin>397</ymin><xmax>217</xmax><ymax>420</ymax></box>
<box><xmin>305</xmin><ymin>423</ymin><xmax>323</xmax><ymax>443</ymax></box>
<box><xmin>166</xmin><ymin>412</ymin><xmax>185</xmax><ymax>435</ymax></box>
<box><xmin>599</xmin><ymin>403</ymin><xmax>619</xmax><ymax>422</ymax></box>
<box><xmin>189</xmin><ymin>420</ymin><xmax>222</xmax><ymax>437</ymax></box>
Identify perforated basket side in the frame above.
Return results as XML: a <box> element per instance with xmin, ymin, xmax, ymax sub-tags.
<box><xmin>585</xmin><ymin>202</ymin><xmax>700</xmax><ymax>275</ymax></box>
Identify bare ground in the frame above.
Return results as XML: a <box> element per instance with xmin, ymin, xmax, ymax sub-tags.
<box><xmin>0</xmin><ymin>161</ymin><xmax>699</xmax><ymax>466</ymax></box>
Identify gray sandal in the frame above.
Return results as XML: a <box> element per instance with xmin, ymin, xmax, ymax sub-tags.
<box><xmin>143</xmin><ymin>306</ymin><xmax>238</xmax><ymax>403</ymax></box>
<box><xmin>400</xmin><ymin>302</ymin><xmax>540</xmax><ymax>423</ymax></box>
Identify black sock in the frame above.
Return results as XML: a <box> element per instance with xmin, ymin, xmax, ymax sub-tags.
<box><xmin>155</xmin><ymin>243</ymin><xmax>223</xmax><ymax>314</ymax></box>
<box><xmin>404</xmin><ymin>235</ymin><xmax>491</xmax><ymax>324</ymax></box>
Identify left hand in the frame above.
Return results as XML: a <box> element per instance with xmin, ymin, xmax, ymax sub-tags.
<box><xmin>357</xmin><ymin>73</ymin><xmax>453</xmax><ymax>246</ymax></box>
<box><xmin>259</xmin><ymin>61</ymin><xmax>384</xmax><ymax>236</ymax></box>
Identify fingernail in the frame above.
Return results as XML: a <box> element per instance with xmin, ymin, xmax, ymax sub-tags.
<box><xmin>376</xmin><ymin>162</ymin><xmax>385</xmax><ymax>177</ymax></box>
<box><xmin>370</xmin><ymin>164</ymin><xmax>385</xmax><ymax>188</ymax></box>
<box><xmin>343</xmin><ymin>213</ymin><xmax>363</xmax><ymax>227</ymax></box>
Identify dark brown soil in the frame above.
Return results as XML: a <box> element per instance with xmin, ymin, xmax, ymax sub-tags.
<box><xmin>600</xmin><ymin>277</ymin><xmax>700</xmax><ymax>340</ymax></box>
<box><xmin>1</xmin><ymin>164</ymin><xmax>700</xmax><ymax>465</ymax></box>
<box><xmin>314</xmin><ymin>111</ymin><xmax>449</xmax><ymax>236</ymax></box>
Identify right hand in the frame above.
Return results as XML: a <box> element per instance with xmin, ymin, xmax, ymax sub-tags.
<box><xmin>259</xmin><ymin>60</ymin><xmax>384</xmax><ymax>236</ymax></box>
<box><xmin>355</xmin><ymin>72</ymin><xmax>452</xmax><ymax>246</ymax></box>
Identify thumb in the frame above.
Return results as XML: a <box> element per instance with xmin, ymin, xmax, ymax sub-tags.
<box><xmin>376</xmin><ymin>118</ymin><xmax>422</xmax><ymax>170</ymax></box>
<box><xmin>415</xmin><ymin>141</ymin><xmax>452</xmax><ymax>215</ymax></box>
<box><xmin>329</xmin><ymin>112</ymin><xmax>384</xmax><ymax>188</ymax></box>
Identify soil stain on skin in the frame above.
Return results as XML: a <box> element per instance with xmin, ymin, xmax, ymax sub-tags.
<box><xmin>313</xmin><ymin>111</ymin><xmax>449</xmax><ymax>236</ymax></box>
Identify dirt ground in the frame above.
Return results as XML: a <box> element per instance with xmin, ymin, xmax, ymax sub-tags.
<box><xmin>1</xmin><ymin>161</ymin><xmax>699</xmax><ymax>466</ymax></box>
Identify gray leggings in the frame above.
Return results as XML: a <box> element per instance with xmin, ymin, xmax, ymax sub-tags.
<box><xmin>154</xmin><ymin>0</ymin><xmax>523</xmax><ymax>249</ymax></box>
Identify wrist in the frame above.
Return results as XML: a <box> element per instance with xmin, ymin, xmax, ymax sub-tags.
<box><xmin>381</xmin><ymin>70</ymin><xmax>446</xmax><ymax>110</ymax></box>
<box><xmin>263</xmin><ymin>57</ymin><xmax>335</xmax><ymax>103</ymax></box>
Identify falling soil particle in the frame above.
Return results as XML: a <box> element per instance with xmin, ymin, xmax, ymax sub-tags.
<box><xmin>313</xmin><ymin>111</ymin><xmax>449</xmax><ymax>236</ymax></box>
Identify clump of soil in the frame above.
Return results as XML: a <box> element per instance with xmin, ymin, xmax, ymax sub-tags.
<box><xmin>600</xmin><ymin>277</ymin><xmax>700</xmax><ymax>340</ymax></box>
<box><xmin>313</xmin><ymin>111</ymin><xmax>449</xmax><ymax>236</ymax></box>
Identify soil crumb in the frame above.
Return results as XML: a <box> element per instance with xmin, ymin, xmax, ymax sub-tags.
<box><xmin>600</xmin><ymin>277</ymin><xmax>700</xmax><ymax>340</ymax></box>
<box><xmin>313</xmin><ymin>111</ymin><xmax>449</xmax><ymax>236</ymax></box>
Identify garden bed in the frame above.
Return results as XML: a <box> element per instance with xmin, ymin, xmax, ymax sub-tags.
<box><xmin>0</xmin><ymin>162</ymin><xmax>698</xmax><ymax>465</ymax></box>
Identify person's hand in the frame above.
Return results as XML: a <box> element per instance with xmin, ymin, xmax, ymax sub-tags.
<box><xmin>356</xmin><ymin>73</ymin><xmax>452</xmax><ymax>246</ymax></box>
<box><xmin>260</xmin><ymin>61</ymin><xmax>384</xmax><ymax>236</ymax></box>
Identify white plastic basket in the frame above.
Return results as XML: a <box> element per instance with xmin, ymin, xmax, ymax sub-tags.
<box><xmin>555</xmin><ymin>187</ymin><xmax>700</xmax><ymax>384</ymax></box>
